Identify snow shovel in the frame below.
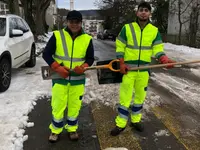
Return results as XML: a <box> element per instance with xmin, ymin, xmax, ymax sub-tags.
<box><xmin>41</xmin><ymin>59</ymin><xmax>200</xmax><ymax>82</ymax></box>
<box><xmin>95</xmin><ymin>59</ymin><xmax>200</xmax><ymax>84</ymax></box>
<box><xmin>41</xmin><ymin>59</ymin><xmax>121</xmax><ymax>80</ymax></box>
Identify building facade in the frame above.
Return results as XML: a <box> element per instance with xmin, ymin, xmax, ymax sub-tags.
<box><xmin>45</xmin><ymin>0</ymin><xmax>58</xmax><ymax>31</ymax></box>
<box><xmin>167</xmin><ymin>0</ymin><xmax>200</xmax><ymax>46</ymax></box>
<box><xmin>0</xmin><ymin>1</ymin><xmax>9</xmax><ymax>15</ymax></box>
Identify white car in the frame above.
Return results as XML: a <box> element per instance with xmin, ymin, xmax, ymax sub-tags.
<box><xmin>0</xmin><ymin>14</ymin><xmax>36</xmax><ymax>92</ymax></box>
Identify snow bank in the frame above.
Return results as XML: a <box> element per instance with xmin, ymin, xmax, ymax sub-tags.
<box><xmin>36</xmin><ymin>32</ymin><xmax>53</xmax><ymax>55</ymax></box>
<box><xmin>0</xmin><ymin>45</ymin><xmax>51</xmax><ymax>150</ymax></box>
<box><xmin>37</xmin><ymin>32</ymin><xmax>53</xmax><ymax>43</ymax></box>
<box><xmin>151</xmin><ymin>72</ymin><xmax>200</xmax><ymax>111</ymax></box>
<box><xmin>164</xmin><ymin>43</ymin><xmax>200</xmax><ymax>54</ymax></box>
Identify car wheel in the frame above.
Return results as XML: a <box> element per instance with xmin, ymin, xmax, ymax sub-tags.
<box><xmin>25</xmin><ymin>46</ymin><xmax>36</xmax><ymax>67</ymax></box>
<box><xmin>0</xmin><ymin>58</ymin><xmax>11</xmax><ymax>92</ymax></box>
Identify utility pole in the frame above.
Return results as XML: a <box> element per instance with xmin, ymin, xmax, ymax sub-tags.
<box><xmin>70</xmin><ymin>0</ymin><xmax>74</xmax><ymax>10</ymax></box>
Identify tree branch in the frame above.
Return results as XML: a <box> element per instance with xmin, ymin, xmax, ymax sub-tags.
<box><xmin>183</xmin><ymin>18</ymin><xmax>190</xmax><ymax>24</ymax></box>
<box><xmin>181</xmin><ymin>0</ymin><xmax>194</xmax><ymax>15</ymax></box>
<box><xmin>1</xmin><ymin>0</ymin><xmax>8</xmax><ymax>4</ymax></box>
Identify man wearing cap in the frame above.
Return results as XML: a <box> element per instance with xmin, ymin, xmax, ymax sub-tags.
<box><xmin>110</xmin><ymin>1</ymin><xmax>175</xmax><ymax>136</ymax></box>
<box><xmin>42</xmin><ymin>10</ymin><xmax>94</xmax><ymax>142</ymax></box>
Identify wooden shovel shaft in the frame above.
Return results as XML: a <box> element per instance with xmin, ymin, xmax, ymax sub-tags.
<box><xmin>85</xmin><ymin>64</ymin><xmax>109</xmax><ymax>70</ymax></box>
<box><xmin>41</xmin><ymin>59</ymin><xmax>200</xmax><ymax>80</ymax></box>
<box><xmin>84</xmin><ymin>59</ymin><xmax>200</xmax><ymax>71</ymax></box>
<box><xmin>129</xmin><ymin>60</ymin><xmax>200</xmax><ymax>71</ymax></box>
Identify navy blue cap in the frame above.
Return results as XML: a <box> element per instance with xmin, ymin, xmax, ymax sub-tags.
<box><xmin>66</xmin><ymin>10</ymin><xmax>82</xmax><ymax>21</ymax></box>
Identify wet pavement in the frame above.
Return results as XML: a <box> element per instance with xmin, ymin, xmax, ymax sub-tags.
<box><xmin>24</xmin><ymin>96</ymin><xmax>100</xmax><ymax>150</ymax></box>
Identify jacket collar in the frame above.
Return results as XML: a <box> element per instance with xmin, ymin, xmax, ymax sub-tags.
<box><xmin>64</xmin><ymin>27</ymin><xmax>85</xmax><ymax>39</ymax></box>
<box><xmin>135</xmin><ymin>17</ymin><xmax>150</xmax><ymax>29</ymax></box>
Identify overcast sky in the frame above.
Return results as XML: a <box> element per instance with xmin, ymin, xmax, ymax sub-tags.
<box><xmin>57</xmin><ymin>0</ymin><xmax>98</xmax><ymax>10</ymax></box>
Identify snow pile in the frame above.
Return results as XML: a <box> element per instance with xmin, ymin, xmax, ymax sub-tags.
<box><xmin>164</xmin><ymin>43</ymin><xmax>200</xmax><ymax>54</ymax></box>
<box><xmin>36</xmin><ymin>32</ymin><xmax>53</xmax><ymax>56</ymax></box>
<box><xmin>0</xmin><ymin>55</ymin><xmax>51</xmax><ymax>149</ymax></box>
<box><xmin>36</xmin><ymin>43</ymin><xmax>46</xmax><ymax>55</ymax></box>
<box><xmin>83</xmin><ymin>69</ymin><xmax>162</xmax><ymax>111</ymax></box>
<box><xmin>154</xmin><ymin>129</ymin><xmax>170</xmax><ymax>137</ymax></box>
<box><xmin>190</xmin><ymin>68</ymin><xmax>200</xmax><ymax>77</ymax></box>
<box><xmin>164</xmin><ymin>43</ymin><xmax>200</xmax><ymax>68</ymax></box>
<box><xmin>83</xmin><ymin>70</ymin><xmax>120</xmax><ymax>107</ymax></box>
<box><xmin>37</xmin><ymin>32</ymin><xmax>52</xmax><ymax>43</ymax></box>
<box><xmin>143</xmin><ymin>91</ymin><xmax>162</xmax><ymax>112</ymax></box>
<box><xmin>151</xmin><ymin>72</ymin><xmax>200</xmax><ymax>112</ymax></box>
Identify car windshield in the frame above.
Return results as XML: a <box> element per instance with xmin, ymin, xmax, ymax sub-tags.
<box><xmin>0</xmin><ymin>18</ymin><xmax>6</xmax><ymax>36</ymax></box>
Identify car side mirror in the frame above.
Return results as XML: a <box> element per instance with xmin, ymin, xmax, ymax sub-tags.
<box><xmin>10</xmin><ymin>29</ymin><xmax>23</xmax><ymax>37</ymax></box>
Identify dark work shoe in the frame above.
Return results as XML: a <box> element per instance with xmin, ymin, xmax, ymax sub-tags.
<box><xmin>110</xmin><ymin>126</ymin><xmax>125</xmax><ymax>136</ymax></box>
<box><xmin>49</xmin><ymin>133</ymin><xmax>59</xmax><ymax>143</ymax></box>
<box><xmin>69</xmin><ymin>132</ymin><xmax>79</xmax><ymax>141</ymax></box>
<box><xmin>131</xmin><ymin>122</ymin><xmax>144</xmax><ymax>132</ymax></box>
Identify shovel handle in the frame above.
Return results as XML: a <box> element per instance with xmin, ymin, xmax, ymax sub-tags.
<box><xmin>129</xmin><ymin>60</ymin><xmax>200</xmax><ymax>70</ymax></box>
<box><xmin>85</xmin><ymin>59</ymin><xmax>120</xmax><ymax>72</ymax></box>
<box><xmin>84</xmin><ymin>59</ymin><xmax>200</xmax><ymax>72</ymax></box>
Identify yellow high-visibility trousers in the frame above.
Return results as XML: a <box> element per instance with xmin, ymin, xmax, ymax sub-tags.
<box><xmin>115</xmin><ymin>71</ymin><xmax>149</xmax><ymax>128</ymax></box>
<box><xmin>49</xmin><ymin>83</ymin><xmax>84</xmax><ymax>134</ymax></box>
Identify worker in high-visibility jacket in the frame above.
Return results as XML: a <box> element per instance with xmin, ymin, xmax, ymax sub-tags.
<box><xmin>42</xmin><ymin>10</ymin><xmax>94</xmax><ymax>142</ymax></box>
<box><xmin>110</xmin><ymin>2</ymin><xmax>175</xmax><ymax>136</ymax></box>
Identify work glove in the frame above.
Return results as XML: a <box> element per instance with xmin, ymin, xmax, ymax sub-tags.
<box><xmin>73</xmin><ymin>63</ymin><xmax>89</xmax><ymax>74</ymax></box>
<box><xmin>159</xmin><ymin>55</ymin><xmax>175</xmax><ymax>69</ymax></box>
<box><xmin>51</xmin><ymin>61</ymin><xmax>70</xmax><ymax>78</ymax></box>
<box><xmin>119</xmin><ymin>58</ymin><xmax>129</xmax><ymax>74</ymax></box>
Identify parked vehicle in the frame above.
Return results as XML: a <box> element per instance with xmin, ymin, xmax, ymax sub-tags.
<box><xmin>97</xmin><ymin>30</ymin><xmax>117</xmax><ymax>41</ymax></box>
<box><xmin>97</xmin><ymin>32</ymin><xmax>104</xmax><ymax>39</ymax></box>
<box><xmin>0</xmin><ymin>14</ymin><xmax>36</xmax><ymax>92</ymax></box>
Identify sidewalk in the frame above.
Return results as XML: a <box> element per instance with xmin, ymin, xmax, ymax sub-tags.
<box><xmin>23</xmin><ymin>96</ymin><xmax>100</xmax><ymax>150</ymax></box>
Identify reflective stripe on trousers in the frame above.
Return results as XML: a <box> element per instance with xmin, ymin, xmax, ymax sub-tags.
<box><xmin>49</xmin><ymin>83</ymin><xmax>84</xmax><ymax>134</ymax></box>
<box><xmin>115</xmin><ymin>71</ymin><xmax>149</xmax><ymax>128</ymax></box>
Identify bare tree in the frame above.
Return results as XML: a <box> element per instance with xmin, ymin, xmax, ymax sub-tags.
<box><xmin>3</xmin><ymin>0</ymin><xmax>20</xmax><ymax>15</ymax></box>
<box><xmin>177</xmin><ymin>0</ymin><xmax>194</xmax><ymax>44</ymax></box>
<box><xmin>20</xmin><ymin>0</ymin><xmax>36</xmax><ymax>33</ymax></box>
<box><xmin>151</xmin><ymin>0</ymin><xmax>169</xmax><ymax>33</ymax></box>
<box><xmin>20</xmin><ymin>0</ymin><xmax>52</xmax><ymax>36</ymax></box>
<box><xmin>95</xmin><ymin>0</ymin><xmax>137</xmax><ymax>34</ymax></box>
<box><xmin>189</xmin><ymin>2</ymin><xmax>200</xmax><ymax>47</ymax></box>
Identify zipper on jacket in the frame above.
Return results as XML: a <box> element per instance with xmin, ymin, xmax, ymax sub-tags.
<box><xmin>138</xmin><ymin>29</ymin><xmax>143</xmax><ymax>67</ymax></box>
<box><xmin>69</xmin><ymin>40</ymin><xmax>74</xmax><ymax>81</ymax></box>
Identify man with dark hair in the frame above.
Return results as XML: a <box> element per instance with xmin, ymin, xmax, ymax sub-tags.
<box><xmin>110</xmin><ymin>1</ymin><xmax>175</xmax><ymax>136</ymax></box>
<box><xmin>42</xmin><ymin>10</ymin><xmax>94</xmax><ymax>142</ymax></box>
